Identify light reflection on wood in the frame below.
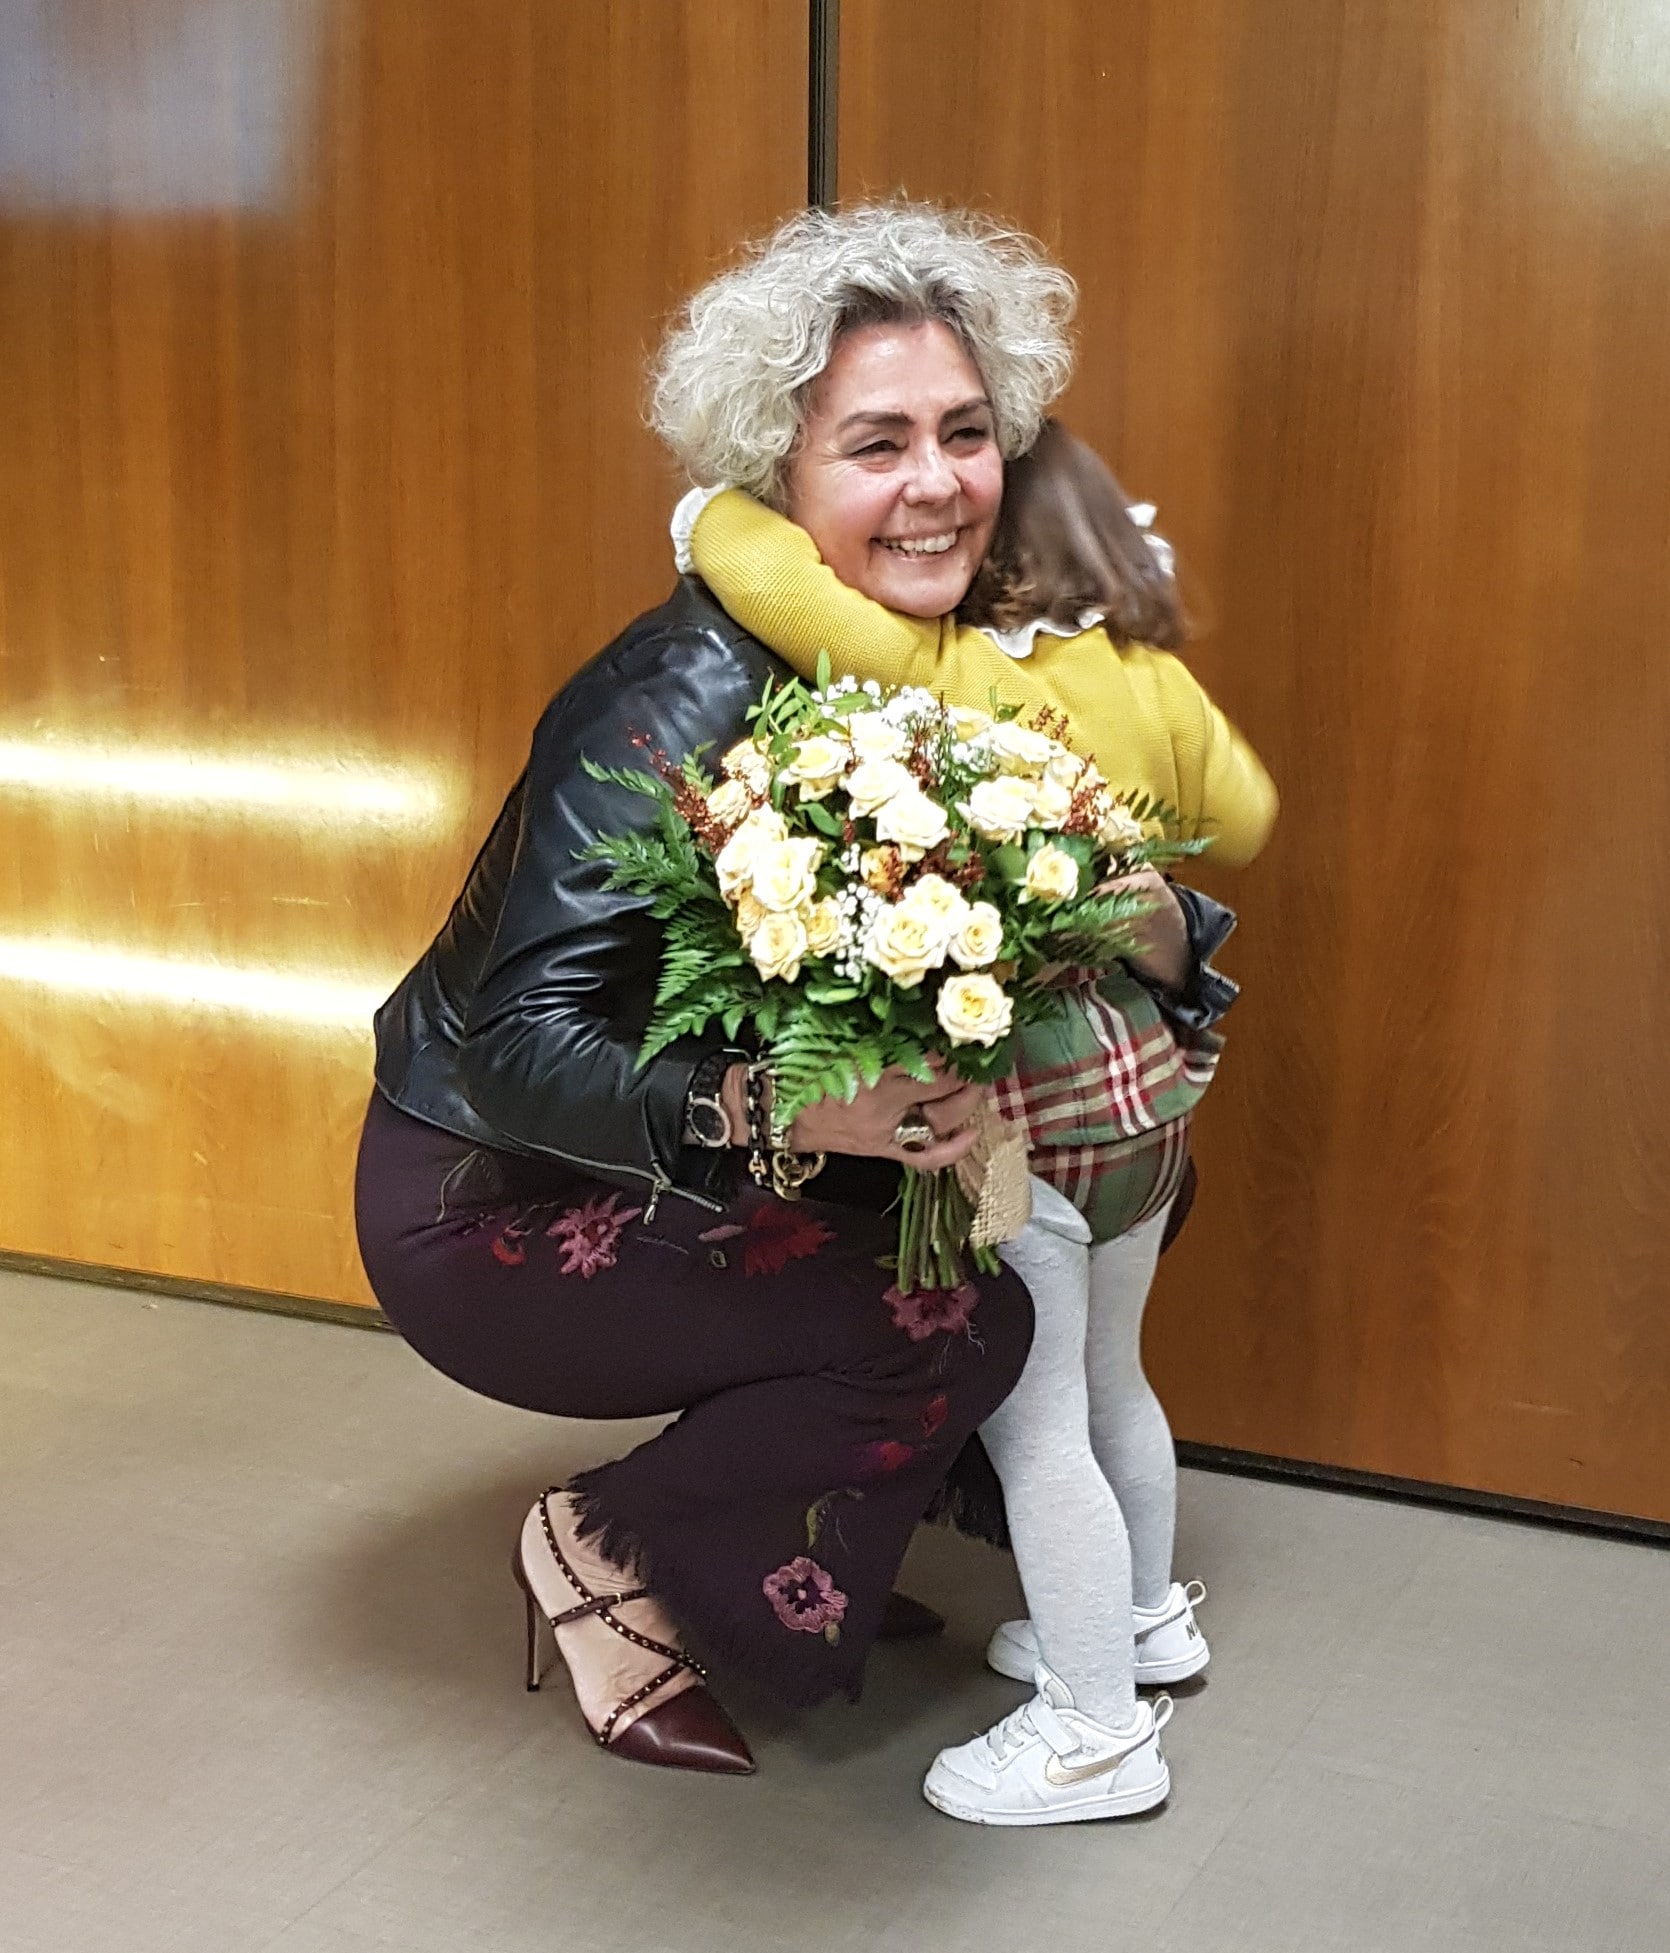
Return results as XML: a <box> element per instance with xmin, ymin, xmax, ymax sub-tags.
<box><xmin>0</xmin><ymin>1</ymin><xmax>805</xmax><ymax>1306</ymax></box>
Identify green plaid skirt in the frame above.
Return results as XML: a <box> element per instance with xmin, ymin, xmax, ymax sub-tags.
<box><xmin>995</xmin><ymin>970</ymin><xmax>1221</xmax><ymax>1243</ymax></box>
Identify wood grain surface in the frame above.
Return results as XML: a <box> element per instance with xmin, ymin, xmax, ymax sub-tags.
<box><xmin>842</xmin><ymin>0</ymin><xmax>1670</xmax><ymax>1518</ymax></box>
<box><xmin>0</xmin><ymin>1</ymin><xmax>805</xmax><ymax>1305</ymax></box>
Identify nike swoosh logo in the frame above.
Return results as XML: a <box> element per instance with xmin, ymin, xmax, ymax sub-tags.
<box><xmin>1042</xmin><ymin>1740</ymin><xmax>1145</xmax><ymax>1788</ymax></box>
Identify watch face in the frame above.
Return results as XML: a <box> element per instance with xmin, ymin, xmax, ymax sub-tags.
<box><xmin>687</xmin><ymin>1097</ymin><xmax>731</xmax><ymax>1147</ymax></box>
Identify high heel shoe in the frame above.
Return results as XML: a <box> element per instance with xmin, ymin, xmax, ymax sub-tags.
<box><xmin>513</xmin><ymin>1490</ymin><xmax>755</xmax><ymax>1776</ymax></box>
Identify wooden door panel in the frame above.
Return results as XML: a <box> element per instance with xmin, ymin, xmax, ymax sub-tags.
<box><xmin>0</xmin><ymin>1</ymin><xmax>805</xmax><ymax>1305</ymax></box>
<box><xmin>841</xmin><ymin>0</ymin><xmax>1670</xmax><ymax>1518</ymax></box>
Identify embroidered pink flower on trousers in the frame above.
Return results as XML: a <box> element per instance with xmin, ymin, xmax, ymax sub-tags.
<box><xmin>762</xmin><ymin>1556</ymin><xmax>849</xmax><ymax>1633</ymax></box>
<box><xmin>883</xmin><ymin>1282</ymin><xmax>979</xmax><ymax>1342</ymax></box>
<box><xmin>858</xmin><ymin>1439</ymin><xmax>916</xmax><ymax>1476</ymax></box>
<box><xmin>545</xmin><ymin>1192</ymin><xmax>642</xmax><ymax>1279</ymax></box>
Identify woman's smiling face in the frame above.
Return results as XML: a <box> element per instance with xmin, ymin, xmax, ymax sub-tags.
<box><xmin>784</xmin><ymin>319</ymin><xmax>1004</xmax><ymax>618</ymax></box>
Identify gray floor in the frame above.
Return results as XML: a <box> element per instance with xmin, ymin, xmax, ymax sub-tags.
<box><xmin>3</xmin><ymin>1271</ymin><xmax>1668</xmax><ymax>1953</ymax></box>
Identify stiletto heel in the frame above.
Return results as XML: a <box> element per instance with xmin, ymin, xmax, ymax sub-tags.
<box><xmin>515</xmin><ymin>1559</ymin><xmax>547</xmax><ymax>1692</ymax></box>
<box><xmin>513</xmin><ymin>1490</ymin><xmax>755</xmax><ymax>1775</ymax></box>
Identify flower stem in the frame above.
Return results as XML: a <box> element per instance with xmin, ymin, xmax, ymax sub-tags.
<box><xmin>892</xmin><ymin>1164</ymin><xmax>979</xmax><ymax>1295</ymax></box>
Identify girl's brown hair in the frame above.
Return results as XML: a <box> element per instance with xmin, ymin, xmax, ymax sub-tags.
<box><xmin>959</xmin><ymin>419</ymin><xmax>1186</xmax><ymax>649</ymax></box>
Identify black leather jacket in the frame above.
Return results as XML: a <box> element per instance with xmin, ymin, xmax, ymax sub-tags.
<box><xmin>373</xmin><ymin>576</ymin><xmax>1239</xmax><ymax>1215</ymax></box>
<box><xmin>373</xmin><ymin>578</ymin><xmax>782</xmax><ymax>1214</ymax></box>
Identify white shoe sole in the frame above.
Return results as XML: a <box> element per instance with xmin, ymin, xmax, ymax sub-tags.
<box><xmin>922</xmin><ymin>1757</ymin><xmax>1171</xmax><ymax>1827</ymax></box>
<box><xmin>986</xmin><ymin>1621</ymin><xmax>1209</xmax><ymax>1688</ymax></box>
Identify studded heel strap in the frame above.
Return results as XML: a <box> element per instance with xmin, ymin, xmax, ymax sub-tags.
<box><xmin>532</xmin><ymin>1489</ymin><xmax>710</xmax><ymax>1749</ymax></box>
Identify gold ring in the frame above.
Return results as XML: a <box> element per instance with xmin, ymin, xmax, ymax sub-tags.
<box><xmin>893</xmin><ymin>1114</ymin><xmax>936</xmax><ymax>1154</ymax></box>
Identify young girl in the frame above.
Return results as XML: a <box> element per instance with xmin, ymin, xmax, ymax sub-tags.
<box><xmin>674</xmin><ymin>422</ymin><xmax>1276</xmax><ymax>1825</ymax></box>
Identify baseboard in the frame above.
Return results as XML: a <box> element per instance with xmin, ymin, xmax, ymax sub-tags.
<box><xmin>1177</xmin><ymin>1441</ymin><xmax>1670</xmax><ymax>1547</ymax></box>
<box><xmin>0</xmin><ymin>1249</ymin><xmax>393</xmax><ymax>1333</ymax></box>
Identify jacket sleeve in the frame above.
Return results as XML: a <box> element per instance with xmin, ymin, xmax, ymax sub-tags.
<box><xmin>690</xmin><ymin>488</ymin><xmax>946</xmax><ymax>688</ymax></box>
<box><xmin>455</xmin><ymin>631</ymin><xmax>758</xmax><ymax>1195</ymax></box>
<box><xmin>1120</xmin><ymin>883</ymin><xmax>1241</xmax><ymax>1033</ymax></box>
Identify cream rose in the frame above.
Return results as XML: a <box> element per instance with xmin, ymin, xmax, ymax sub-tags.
<box><xmin>863</xmin><ymin>903</ymin><xmax>947</xmax><ymax>987</ymax></box>
<box><xmin>803</xmin><ymin>897</ymin><xmax>844</xmax><ymax>957</ymax></box>
<box><xmin>1023</xmin><ymin>843</ymin><xmax>1081</xmax><ymax>905</ymax></box>
<box><xmin>1028</xmin><ymin>775</ymin><xmax>1074</xmax><ymax>830</ymax></box>
<box><xmin>898</xmin><ymin>877</ymin><xmax>969</xmax><ymax>967</ymax></box>
<box><xmin>936</xmin><ymin>972</ymin><xmax>1014</xmax><ymax>1047</ymax></box>
<box><xmin>733</xmin><ymin>889</ymin><xmax>768</xmax><ymax>941</ymax></box>
<box><xmin>963</xmin><ymin>775</ymin><xmax>1039</xmax><ymax>844</ymax></box>
<box><xmin>845</xmin><ymin>713</ymin><xmax>910</xmax><ymax>764</ymax></box>
<box><xmin>706</xmin><ymin>777</ymin><xmax>753</xmax><ymax>828</ymax></box>
<box><xmin>845</xmin><ymin>758</ymin><xmax>916</xmax><ymax>819</ymax></box>
<box><xmin>948</xmin><ymin>901</ymin><xmax>1004</xmax><ymax>970</ymax></box>
<box><xmin>750</xmin><ymin>835</ymin><xmax>825</xmax><ymax>913</ymax></box>
<box><xmin>780</xmin><ymin>732</ymin><xmax>849</xmax><ymax>801</ymax></box>
<box><xmin>720</xmin><ymin>739</ymin><xmax>774</xmax><ymax>797</ymax></box>
<box><xmin>988</xmin><ymin>721</ymin><xmax>1055</xmax><ymax>775</ymax></box>
<box><xmin>1046</xmin><ymin>746</ymin><xmax>1086</xmax><ymax>790</ymax></box>
<box><xmin>749</xmin><ymin>911</ymin><xmax>809</xmax><ymax>984</ymax></box>
<box><xmin>861</xmin><ymin>845</ymin><xmax>904</xmax><ymax>893</ymax></box>
<box><xmin>873</xmin><ymin>786</ymin><xmax>950</xmax><ymax>860</ymax></box>
<box><xmin>714</xmin><ymin>805</ymin><xmax>788</xmax><ymax>899</ymax></box>
<box><xmin>1098</xmin><ymin>799</ymin><xmax>1147</xmax><ymax>853</ymax></box>
<box><xmin>948</xmin><ymin>704</ymin><xmax>995</xmax><ymax>741</ymax></box>
<box><xmin>899</xmin><ymin>873</ymin><xmax>969</xmax><ymax>932</ymax></box>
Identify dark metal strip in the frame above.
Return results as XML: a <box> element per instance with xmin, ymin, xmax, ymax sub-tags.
<box><xmin>808</xmin><ymin>0</ymin><xmax>840</xmax><ymax>208</ymax></box>
<box><xmin>1177</xmin><ymin>1441</ymin><xmax>1670</xmax><ymax>1547</ymax></box>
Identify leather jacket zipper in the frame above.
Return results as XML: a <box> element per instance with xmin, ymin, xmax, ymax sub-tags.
<box><xmin>540</xmin><ymin>1142</ymin><xmax>723</xmax><ymax>1220</ymax></box>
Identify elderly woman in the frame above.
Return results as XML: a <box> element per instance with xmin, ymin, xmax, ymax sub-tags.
<box><xmin>356</xmin><ymin>203</ymin><xmax>1210</xmax><ymax>1780</ymax></box>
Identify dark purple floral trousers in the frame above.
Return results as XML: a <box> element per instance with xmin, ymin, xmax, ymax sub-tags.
<box><xmin>354</xmin><ymin>1091</ymin><xmax>1034</xmax><ymax>1707</ymax></box>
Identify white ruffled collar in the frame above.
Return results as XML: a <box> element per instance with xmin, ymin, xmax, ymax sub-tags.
<box><xmin>972</xmin><ymin>501</ymin><xmax>1173</xmax><ymax>657</ymax></box>
<box><xmin>977</xmin><ymin>610</ymin><xmax>1105</xmax><ymax>660</ymax></box>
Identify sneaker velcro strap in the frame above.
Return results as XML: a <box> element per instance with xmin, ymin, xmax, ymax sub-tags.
<box><xmin>1030</xmin><ymin>1702</ymin><xmax>1080</xmax><ymax>1757</ymax></box>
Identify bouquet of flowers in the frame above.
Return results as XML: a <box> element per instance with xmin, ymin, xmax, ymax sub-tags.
<box><xmin>584</xmin><ymin>659</ymin><xmax>1208</xmax><ymax>1294</ymax></box>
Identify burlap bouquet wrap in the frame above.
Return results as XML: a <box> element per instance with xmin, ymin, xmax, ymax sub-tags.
<box><xmin>956</xmin><ymin>1097</ymin><xmax>1033</xmax><ymax>1249</ymax></box>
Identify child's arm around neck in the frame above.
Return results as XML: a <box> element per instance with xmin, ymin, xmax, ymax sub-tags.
<box><xmin>688</xmin><ymin>488</ymin><xmax>948</xmax><ymax>691</ymax></box>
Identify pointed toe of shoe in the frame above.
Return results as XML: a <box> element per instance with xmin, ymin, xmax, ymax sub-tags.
<box><xmin>609</xmin><ymin>1688</ymin><xmax>757</xmax><ymax>1775</ymax></box>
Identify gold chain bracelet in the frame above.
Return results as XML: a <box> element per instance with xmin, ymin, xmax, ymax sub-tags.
<box><xmin>745</xmin><ymin>1062</ymin><xmax>826</xmax><ymax>1200</ymax></box>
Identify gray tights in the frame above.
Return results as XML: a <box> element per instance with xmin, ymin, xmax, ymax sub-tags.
<box><xmin>981</xmin><ymin>1177</ymin><xmax>1177</xmax><ymax>1726</ymax></box>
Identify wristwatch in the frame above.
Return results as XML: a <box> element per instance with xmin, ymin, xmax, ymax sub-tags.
<box><xmin>683</xmin><ymin>1050</ymin><xmax>742</xmax><ymax>1149</ymax></box>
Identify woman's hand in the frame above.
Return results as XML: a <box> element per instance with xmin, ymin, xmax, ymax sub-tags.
<box><xmin>722</xmin><ymin>1063</ymin><xmax>985</xmax><ymax>1171</ymax></box>
<box><xmin>1100</xmin><ymin>870</ymin><xmax>1191</xmax><ymax>995</ymax></box>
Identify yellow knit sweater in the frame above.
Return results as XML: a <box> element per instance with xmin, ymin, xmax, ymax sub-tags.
<box><xmin>690</xmin><ymin>489</ymin><xmax>1277</xmax><ymax>869</ymax></box>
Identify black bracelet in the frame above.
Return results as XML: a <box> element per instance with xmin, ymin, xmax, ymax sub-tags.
<box><xmin>744</xmin><ymin>1063</ymin><xmax>774</xmax><ymax>1187</ymax></box>
<box><xmin>687</xmin><ymin>1049</ymin><xmax>732</xmax><ymax>1106</ymax></box>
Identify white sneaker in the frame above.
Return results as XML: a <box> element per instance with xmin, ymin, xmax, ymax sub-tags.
<box><xmin>923</xmin><ymin>1666</ymin><xmax>1173</xmax><ymax>1827</ymax></box>
<box><xmin>986</xmin><ymin>1581</ymin><xmax>1210</xmax><ymax>1688</ymax></box>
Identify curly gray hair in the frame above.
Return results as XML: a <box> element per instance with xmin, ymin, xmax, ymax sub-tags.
<box><xmin>649</xmin><ymin>202</ymin><xmax>1077</xmax><ymax>507</ymax></box>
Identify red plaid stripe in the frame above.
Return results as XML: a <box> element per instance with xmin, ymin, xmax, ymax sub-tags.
<box><xmin>1030</xmin><ymin>1116</ymin><xmax>1194</xmax><ymax>1243</ymax></box>
<box><xmin>997</xmin><ymin>983</ymin><xmax>1220</xmax><ymax>1242</ymax></box>
<box><xmin>996</xmin><ymin>988</ymin><xmax>1219</xmax><ymax>1151</ymax></box>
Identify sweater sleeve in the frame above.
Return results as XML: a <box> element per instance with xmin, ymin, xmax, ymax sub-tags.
<box><xmin>1153</xmin><ymin>655</ymin><xmax>1279</xmax><ymax>870</ymax></box>
<box><xmin>689</xmin><ymin>488</ymin><xmax>945</xmax><ymax>689</ymax></box>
